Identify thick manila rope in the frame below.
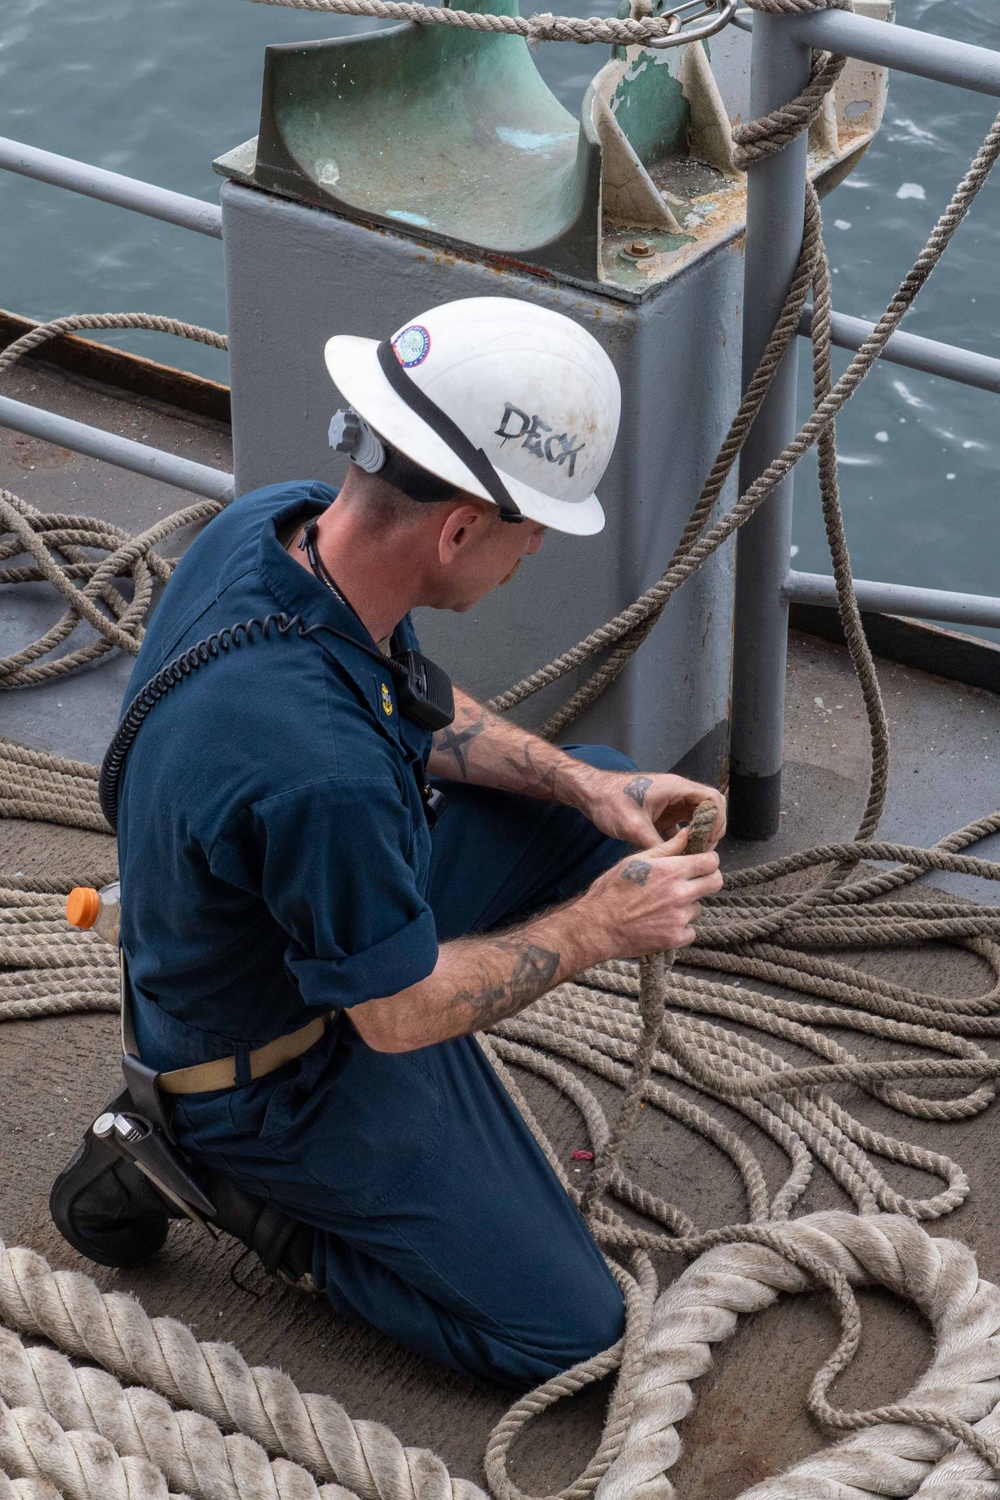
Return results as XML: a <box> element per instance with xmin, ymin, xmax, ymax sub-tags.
<box><xmin>487</xmin><ymin>1213</ymin><xmax>1000</xmax><ymax>1500</ymax></box>
<box><xmin>4</xmin><ymin>736</ymin><xmax>1000</xmax><ymax>1479</ymax></box>
<box><xmin>0</xmin><ymin>1479</ymin><xmax>64</xmax><ymax>1500</ymax></box>
<box><xmin>593</xmin><ymin>1211</ymin><xmax>1000</xmax><ymax>1499</ymax></box>
<box><xmin>483</xmin><ymin>72</ymin><xmax>1000</xmax><ymax>1467</ymax></box>
<box><xmin>479</xmin><ymin>838</ymin><xmax>1000</xmax><ymax>1497</ymax></box>
<box><xmin>0</xmin><ymin>315</ymin><xmax>227</xmax><ymax>689</ymax></box>
<box><xmin>0</xmin><ymin>1330</ymin><xmax>360</xmax><ymax>1500</ymax></box>
<box><xmin>0</xmin><ymin>1397</ymin><xmax>189</xmax><ymax>1500</ymax></box>
<box><xmin>0</xmin><ymin>1237</ymin><xmax>487</xmax><ymax>1500</ymax></box>
<box><xmin>468</xmin><ymin>806</ymin><xmax>721</xmax><ymax>1500</ymax></box>
<box><xmin>6</xmin><ymin>827</ymin><xmax>999</xmax><ymax>1500</ymax></box>
<box><xmin>5</xmin><ymin>857</ymin><xmax>1000</xmax><ymax>1487</ymax></box>
<box><xmin>5</xmin><ymin>1214</ymin><xmax>1000</xmax><ymax>1500</ymax></box>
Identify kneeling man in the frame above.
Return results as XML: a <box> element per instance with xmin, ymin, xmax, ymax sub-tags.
<box><xmin>117</xmin><ymin>296</ymin><xmax>724</xmax><ymax>1386</ymax></box>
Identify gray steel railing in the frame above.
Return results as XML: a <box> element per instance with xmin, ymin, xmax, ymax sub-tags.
<box><xmin>730</xmin><ymin>7</ymin><xmax>1000</xmax><ymax>839</ymax></box>
<box><xmin>0</xmin><ymin>137</ymin><xmax>223</xmax><ymax>237</ymax></box>
<box><xmin>0</xmin><ymin>395</ymin><xmax>234</xmax><ymax>504</ymax></box>
<box><xmin>798</xmin><ymin>308</ymin><xmax>1000</xmax><ymax>396</ymax></box>
<box><xmin>783</xmin><ymin>573</ymin><xmax>1000</xmax><ymax>632</ymax></box>
<box><xmin>0</xmin><ymin>135</ymin><xmax>230</xmax><ymax>498</ymax></box>
<box><xmin>788</xmin><ymin>7</ymin><xmax>1000</xmax><ymax>97</ymax></box>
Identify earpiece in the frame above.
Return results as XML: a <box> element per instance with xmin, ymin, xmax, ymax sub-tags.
<box><xmin>328</xmin><ymin>409</ymin><xmax>386</xmax><ymax>474</ymax></box>
<box><xmin>327</xmin><ymin>407</ymin><xmax>460</xmax><ymax>505</ymax></box>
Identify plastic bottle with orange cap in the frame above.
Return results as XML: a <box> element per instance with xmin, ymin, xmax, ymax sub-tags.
<box><xmin>66</xmin><ymin>881</ymin><xmax>120</xmax><ymax>946</ymax></box>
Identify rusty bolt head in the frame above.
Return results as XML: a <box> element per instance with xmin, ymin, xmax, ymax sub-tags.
<box><xmin>626</xmin><ymin>239</ymin><xmax>654</xmax><ymax>257</ymax></box>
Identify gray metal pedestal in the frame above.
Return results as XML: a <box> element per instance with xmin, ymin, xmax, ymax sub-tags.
<box><xmin>221</xmin><ymin>179</ymin><xmax>740</xmax><ymax>779</ymax></box>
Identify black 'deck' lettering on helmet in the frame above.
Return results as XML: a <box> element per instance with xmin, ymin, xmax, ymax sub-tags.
<box><xmin>494</xmin><ymin>402</ymin><xmax>586</xmax><ymax>479</ymax></box>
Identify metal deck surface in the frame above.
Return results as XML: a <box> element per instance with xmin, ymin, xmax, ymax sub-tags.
<box><xmin>1</xmin><ymin>366</ymin><xmax>999</xmax><ymax>1497</ymax></box>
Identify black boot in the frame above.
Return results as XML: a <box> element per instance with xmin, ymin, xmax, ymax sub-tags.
<box><xmin>51</xmin><ymin>1089</ymin><xmax>315</xmax><ymax>1286</ymax></box>
<box><xmin>50</xmin><ymin>1089</ymin><xmax>173</xmax><ymax>1267</ymax></box>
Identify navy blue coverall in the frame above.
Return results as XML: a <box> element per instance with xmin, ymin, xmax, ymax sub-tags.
<box><xmin>118</xmin><ymin>482</ymin><xmax>629</xmax><ymax>1385</ymax></box>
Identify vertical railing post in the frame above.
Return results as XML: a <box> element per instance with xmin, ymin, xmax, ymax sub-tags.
<box><xmin>728</xmin><ymin>14</ymin><xmax>812</xmax><ymax>840</ymax></box>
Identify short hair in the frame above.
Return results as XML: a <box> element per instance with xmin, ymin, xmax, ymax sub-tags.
<box><xmin>340</xmin><ymin>462</ymin><xmax>491</xmax><ymax>531</ymax></box>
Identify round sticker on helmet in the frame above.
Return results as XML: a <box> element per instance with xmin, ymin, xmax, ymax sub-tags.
<box><xmin>392</xmin><ymin>325</ymin><xmax>431</xmax><ymax>368</ymax></box>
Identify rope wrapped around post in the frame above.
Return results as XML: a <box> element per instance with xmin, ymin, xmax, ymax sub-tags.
<box><xmin>488</xmin><ymin>2</ymin><xmax>1000</xmax><ymax>779</ymax></box>
<box><xmin>244</xmin><ymin>0</ymin><xmax>716</xmax><ymax>48</ymax></box>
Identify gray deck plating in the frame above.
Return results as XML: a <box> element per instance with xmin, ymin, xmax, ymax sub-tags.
<box><xmin>1</xmin><ymin>369</ymin><xmax>1000</xmax><ymax>1497</ymax></box>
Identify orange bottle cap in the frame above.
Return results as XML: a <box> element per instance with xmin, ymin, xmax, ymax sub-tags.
<box><xmin>66</xmin><ymin>887</ymin><xmax>101</xmax><ymax>930</ymax></box>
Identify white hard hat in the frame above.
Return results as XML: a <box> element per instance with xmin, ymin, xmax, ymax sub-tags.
<box><xmin>323</xmin><ymin>297</ymin><xmax>621</xmax><ymax>536</ymax></box>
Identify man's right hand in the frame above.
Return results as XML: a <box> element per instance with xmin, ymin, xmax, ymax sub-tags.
<box><xmin>350</xmin><ymin>829</ymin><xmax>723</xmax><ymax>1054</ymax></box>
<box><xmin>579</xmin><ymin>829</ymin><xmax>723</xmax><ymax>958</ymax></box>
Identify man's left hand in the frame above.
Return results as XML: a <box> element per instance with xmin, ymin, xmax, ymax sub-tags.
<box><xmin>582</xmin><ymin>770</ymin><xmax>727</xmax><ymax>851</ymax></box>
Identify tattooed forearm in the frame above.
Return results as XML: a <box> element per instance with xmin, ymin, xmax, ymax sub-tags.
<box><xmin>350</xmin><ymin>882</ymin><xmax>600</xmax><ymax>1050</ymax></box>
<box><xmin>449</xmin><ymin>939</ymin><xmax>560</xmax><ymax>1030</ymax></box>
<box><xmin>427</xmin><ymin>687</ymin><xmax>596</xmax><ymax>809</ymax></box>
<box><xmin>449</xmin><ymin>976</ymin><xmax>508</xmax><ymax>1028</ymax></box>
<box><xmin>433</xmin><ymin>707</ymin><xmax>487</xmax><ymax>778</ymax></box>
<box><xmin>503</xmin><ymin>742</ymin><xmax>560</xmax><ymax>801</ymax></box>
<box><xmin>621</xmin><ymin>859</ymin><xmax>651</xmax><ymax>886</ymax></box>
<box><xmin>622</xmin><ymin>774</ymin><xmax>653</xmax><ymax>808</ymax></box>
<box><xmin>507</xmin><ymin>941</ymin><xmax>561</xmax><ymax>1003</ymax></box>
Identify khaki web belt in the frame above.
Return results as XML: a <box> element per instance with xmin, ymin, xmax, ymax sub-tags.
<box><xmin>156</xmin><ymin>1013</ymin><xmax>332</xmax><ymax>1095</ymax></box>
<box><xmin>119</xmin><ymin>951</ymin><xmax>333</xmax><ymax>1098</ymax></box>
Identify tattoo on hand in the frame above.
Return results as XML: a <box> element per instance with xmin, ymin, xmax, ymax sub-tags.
<box><xmin>504</xmin><ymin>743</ymin><xmax>559</xmax><ymax>801</ymax></box>
<box><xmin>434</xmin><ymin>709</ymin><xmax>486</xmax><ymax>778</ymax></box>
<box><xmin>450</xmin><ymin>940</ymin><xmax>559</xmax><ymax>1029</ymax></box>
<box><xmin>621</xmin><ymin>859</ymin><xmax>651</xmax><ymax>886</ymax></box>
<box><xmin>622</xmin><ymin>775</ymin><xmax>653</xmax><ymax>809</ymax></box>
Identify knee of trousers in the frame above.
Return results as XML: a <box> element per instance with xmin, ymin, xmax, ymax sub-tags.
<box><xmin>533</xmin><ymin>1273</ymin><xmax>627</xmax><ymax>1381</ymax></box>
<box><xmin>562</xmin><ymin>743</ymin><xmax>638</xmax><ymax>776</ymax></box>
<box><xmin>481</xmin><ymin>1281</ymin><xmax>627</xmax><ymax>1389</ymax></box>
<box><xmin>570</xmin><ymin>1276</ymin><xmax>627</xmax><ymax>1364</ymax></box>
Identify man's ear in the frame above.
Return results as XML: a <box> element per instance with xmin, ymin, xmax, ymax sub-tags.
<box><xmin>437</xmin><ymin>502</ymin><xmax>490</xmax><ymax>566</ymax></box>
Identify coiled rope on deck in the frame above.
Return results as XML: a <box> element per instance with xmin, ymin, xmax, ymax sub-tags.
<box><xmin>0</xmin><ymin>739</ymin><xmax>106</xmax><ymax>834</ymax></box>
<box><xmin>5</xmin><ymin>1</ymin><xmax>1000</xmax><ymax>1496</ymax></box>
<box><xmin>3</xmin><ymin>792</ymin><xmax>1000</xmax><ymax>1499</ymax></box>
<box><xmin>0</xmin><ymin>315</ymin><xmax>227</xmax><ymax>688</ymax></box>
<box><xmin>472</xmin><ymin>33</ymin><xmax>1000</xmax><ymax>1489</ymax></box>
<box><xmin>2</xmin><ymin>1214</ymin><xmax>1000</xmax><ymax>1500</ymax></box>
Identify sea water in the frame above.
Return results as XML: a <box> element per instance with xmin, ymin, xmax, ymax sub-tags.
<box><xmin>0</xmin><ymin>0</ymin><xmax>997</xmax><ymax>638</ymax></box>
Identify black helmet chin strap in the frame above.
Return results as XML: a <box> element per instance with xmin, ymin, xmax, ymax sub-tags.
<box><xmin>376</xmin><ymin>340</ymin><xmax>524</xmax><ymax>525</ymax></box>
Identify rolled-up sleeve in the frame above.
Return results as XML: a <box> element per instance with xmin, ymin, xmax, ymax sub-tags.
<box><xmin>212</xmin><ymin>777</ymin><xmax>438</xmax><ymax>1010</ymax></box>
